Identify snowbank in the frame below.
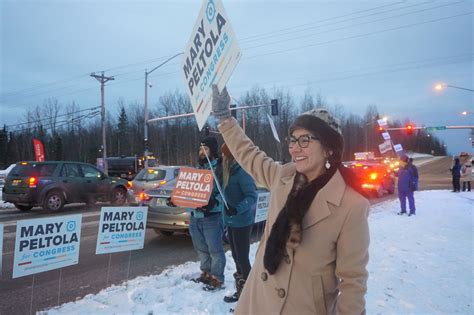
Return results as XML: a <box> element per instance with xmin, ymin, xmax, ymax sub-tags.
<box><xmin>43</xmin><ymin>190</ymin><xmax>473</xmax><ymax>314</ymax></box>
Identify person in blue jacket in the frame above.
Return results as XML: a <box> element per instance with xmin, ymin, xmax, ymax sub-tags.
<box><xmin>221</xmin><ymin>143</ymin><xmax>258</xmax><ymax>303</ymax></box>
<box><xmin>396</xmin><ymin>155</ymin><xmax>417</xmax><ymax>216</ymax></box>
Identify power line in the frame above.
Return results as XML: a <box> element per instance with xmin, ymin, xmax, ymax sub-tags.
<box><xmin>4</xmin><ymin>106</ymin><xmax>101</xmax><ymax>129</ymax></box>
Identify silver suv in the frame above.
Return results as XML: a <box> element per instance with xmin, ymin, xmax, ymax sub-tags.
<box><xmin>131</xmin><ymin>166</ymin><xmax>181</xmax><ymax>205</ymax></box>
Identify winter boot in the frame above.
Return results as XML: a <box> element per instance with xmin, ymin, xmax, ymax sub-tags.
<box><xmin>224</xmin><ymin>277</ymin><xmax>246</xmax><ymax>303</ymax></box>
<box><xmin>203</xmin><ymin>275</ymin><xmax>224</xmax><ymax>292</ymax></box>
<box><xmin>191</xmin><ymin>271</ymin><xmax>211</xmax><ymax>284</ymax></box>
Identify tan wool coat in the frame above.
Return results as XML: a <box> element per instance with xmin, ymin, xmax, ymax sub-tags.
<box><xmin>219</xmin><ymin>118</ymin><xmax>370</xmax><ymax>315</ymax></box>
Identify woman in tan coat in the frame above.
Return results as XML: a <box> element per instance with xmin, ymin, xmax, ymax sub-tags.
<box><xmin>212</xmin><ymin>85</ymin><xmax>370</xmax><ymax>315</ymax></box>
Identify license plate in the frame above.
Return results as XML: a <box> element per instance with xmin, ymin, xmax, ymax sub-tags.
<box><xmin>12</xmin><ymin>179</ymin><xmax>22</xmax><ymax>186</ymax></box>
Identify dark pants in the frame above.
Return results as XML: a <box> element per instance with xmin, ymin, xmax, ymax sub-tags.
<box><xmin>227</xmin><ymin>225</ymin><xmax>252</xmax><ymax>280</ymax></box>
<box><xmin>398</xmin><ymin>190</ymin><xmax>416</xmax><ymax>214</ymax></box>
<box><xmin>462</xmin><ymin>181</ymin><xmax>471</xmax><ymax>191</ymax></box>
<box><xmin>452</xmin><ymin>176</ymin><xmax>461</xmax><ymax>192</ymax></box>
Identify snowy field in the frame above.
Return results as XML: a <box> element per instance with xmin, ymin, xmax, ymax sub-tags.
<box><xmin>47</xmin><ymin>190</ymin><xmax>473</xmax><ymax>315</ymax></box>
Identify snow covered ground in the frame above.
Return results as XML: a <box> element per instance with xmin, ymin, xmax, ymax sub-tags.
<box><xmin>47</xmin><ymin>190</ymin><xmax>473</xmax><ymax>315</ymax></box>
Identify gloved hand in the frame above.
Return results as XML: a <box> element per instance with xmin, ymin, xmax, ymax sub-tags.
<box><xmin>166</xmin><ymin>197</ymin><xmax>176</xmax><ymax>207</ymax></box>
<box><xmin>196</xmin><ymin>196</ymin><xmax>219</xmax><ymax>214</ymax></box>
<box><xmin>211</xmin><ymin>84</ymin><xmax>231</xmax><ymax>121</ymax></box>
<box><xmin>224</xmin><ymin>204</ymin><xmax>237</xmax><ymax>217</ymax></box>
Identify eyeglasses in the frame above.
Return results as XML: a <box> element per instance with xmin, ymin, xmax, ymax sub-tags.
<box><xmin>285</xmin><ymin>135</ymin><xmax>320</xmax><ymax>148</ymax></box>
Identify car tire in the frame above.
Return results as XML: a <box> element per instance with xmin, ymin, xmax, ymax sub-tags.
<box><xmin>43</xmin><ymin>190</ymin><xmax>65</xmax><ymax>212</ymax></box>
<box><xmin>112</xmin><ymin>187</ymin><xmax>127</xmax><ymax>205</ymax></box>
<box><xmin>15</xmin><ymin>204</ymin><xmax>33</xmax><ymax>211</ymax></box>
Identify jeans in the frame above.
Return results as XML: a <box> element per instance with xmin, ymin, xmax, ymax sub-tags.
<box><xmin>189</xmin><ymin>213</ymin><xmax>226</xmax><ymax>282</ymax></box>
<box><xmin>228</xmin><ymin>225</ymin><xmax>252</xmax><ymax>280</ymax></box>
<box><xmin>452</xmin><ymin>176</ymin><xmax>461</xmax><ymax>192</ymax></box>
<box><xmin>399</xmin><ymin>190</ymin><xmax>416</xmax><ymax>214</ymax></box>
<box><xmin>462</xmin><ymin>181</ymin><xmax>471</xmax><ymax>191</ymax></box>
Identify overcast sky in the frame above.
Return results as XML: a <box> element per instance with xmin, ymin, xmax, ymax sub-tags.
<box><xmin>1</xmin><ymin>0</ymin><xmax>472</xmax><ymax>155</ymax></box>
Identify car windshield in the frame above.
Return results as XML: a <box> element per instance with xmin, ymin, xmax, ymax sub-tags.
<box><xmin>135</xmin><ymin>169</ymin><xmax>167</xmax><ymax>181</ymax></box>
<box><xmin>9</xmin><ymin>164</ymin><xmax>56</xmax><ymax>177</ymax></box>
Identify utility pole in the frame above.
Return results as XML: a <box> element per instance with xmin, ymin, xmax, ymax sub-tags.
<box><xmin>90</xmin><ymin>72</ymin><xmax>114</xmax><ymax>175</ymax></box>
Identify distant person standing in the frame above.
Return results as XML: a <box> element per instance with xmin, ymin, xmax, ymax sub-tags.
<box><xmin>396</xmin><ymin>155</ymin><xmax>417</xmax><ymax>216</ymax></box>
<box><xmin>450</xmin><ymin>158</ymin><xmax>462</xmax><ymax>192</ymax></box>
<box><xmin>460</xmin><ymin>153</ymin><xmax>472</xmax><ymax>192</ymax></box>
<box><xmin>221</xmin><ymin>143</ymin><xmax>257</xmax><ymax>303</ymax></box>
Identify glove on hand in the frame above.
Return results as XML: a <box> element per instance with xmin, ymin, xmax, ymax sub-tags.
<box><xmin>211</xmin><ymin>84</ymin><xmax>231</xmax><ymax>121</ymax></box>
<box><xmin>196</xmin><ymin>196</ymin><xmax>219</xmax><ymax>214</ymax></box>
<box><xmin>224</xmin><ymin>204</ymin><xmax>237</xmax><ymax>217</ymax></box>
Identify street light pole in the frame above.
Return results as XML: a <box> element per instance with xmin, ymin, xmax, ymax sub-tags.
<box><xmin>434</xmin><ymin>83</ymin><xmax>474</xmax><ymax>92</ymax></box>
<box><xmin>144</xmin><ymin>52</ymin><xmax>184</xmax><ymax>167</ymax></box>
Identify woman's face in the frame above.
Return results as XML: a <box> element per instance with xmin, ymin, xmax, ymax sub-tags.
<box><xmin>289</xmin><ymin>128</ymin><xmax>329</xmax><ymax>181</ymax></box>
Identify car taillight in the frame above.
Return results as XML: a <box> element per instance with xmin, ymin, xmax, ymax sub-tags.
<box><xmin>370</xmin><ymin>173</ymin><xmax>378</xmax><ymax>180</ymax></box>
<box><xmin>127</xmin><ymin>181</ymin><xmax>133</xmax><ymax>188</ymax></box>
<box><xmin>159</xmin><ymin>180</ymin><xmax>167</xmax><ymax>185</ymax></box>
<box><xmin>139</xmin><ymin>192</ymin><xmax>151</xmax><ymax>201</ymax></box>
<box><xmin>28</xmin><ymin>177</ymin><xmax>37</xmax><ymax>188</ymax></box>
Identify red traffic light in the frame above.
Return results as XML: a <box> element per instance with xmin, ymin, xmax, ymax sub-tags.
<box><xmin>406</xmin><ymin>124</ymin><xmax>414</xmax><ymax>135</ymax></box>
<box><xmin>377</xmin><ymin>126</ymin><xmax>385</xmax><ymax>133</ymax></box>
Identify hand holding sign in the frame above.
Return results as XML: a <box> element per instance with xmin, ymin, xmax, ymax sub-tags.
<box><xmin>212</xmin><ymin>84</ymin><xmax>231</xmax><ymax>121</ymax></box>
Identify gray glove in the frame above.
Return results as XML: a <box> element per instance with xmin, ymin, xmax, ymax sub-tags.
<box><xmin>212</xmin><ymin>84</ymin><xmax>231</xmax><ymax>121</ymax></box>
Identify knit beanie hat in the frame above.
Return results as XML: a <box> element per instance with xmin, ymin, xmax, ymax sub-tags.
<box><xmin>200</xmin><ymin>136</ymin><xmax>219</xmax><ymax>159</ymax></box>
<box><xmin>288</xmin><ymin>108</ymin><xmax>344</xmax><ymax>164</ymax></box>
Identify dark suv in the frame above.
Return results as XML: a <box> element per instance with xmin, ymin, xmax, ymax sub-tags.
<box><xmin>2</xmin><ymin>161</ymin><xmax>130</xmax><ymax>211</ymax></box>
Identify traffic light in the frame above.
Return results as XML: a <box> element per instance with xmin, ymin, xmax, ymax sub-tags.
<box><xmin>230</xmin><ymin>104</ymin><xmax>237</xmax><ymax>119</ymax></box>
<box><xmin>406</xmin><ymin>124</ymin><xmax>414</xmax><ymax>135</ymax></box>
<box><xmin>271</xmin><ymin>99</ymin><xmax>279</xmax><ymax>116</ymax></box>
<box><xmin>377</xmin><ymin>126</ymin><xmax>385</xmax><ymax>134</ymax></box>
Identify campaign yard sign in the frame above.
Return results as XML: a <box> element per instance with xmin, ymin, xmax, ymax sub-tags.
<box><xmin>255</xmin><ymin>192</ymin><xmax>270</xmax><ymax>223</ymax></box>
<box><xmin>394</xmin><ymin>144</ymin><xmax>404</xmax><ymax>152</ymax></box>
<box><xmin>171</xmin><ymin>167</ymin><xmax>214</xmax><ymax>208</ymax></box>
<box><xmin>378</xmin><ymin>140</ymin><xmax>392</xmax><ymax>154</ymax></box>
<box><xmin>181</xmin><ymin>0</ymin><xmax>241</xmax><ymax>130</ymax></box>
<box><xmin>382</xmin><ymin>132</ymin><xmax>391</xmax><ymax>141</ymax></box>
<box><xmin>13</xmin><ymin>215</ymin><xmax>82</xmax><ymax>278</ymax></box>
<box><xmin>96</xmin><ymin>207</ymin><xmax>148</xmax><ymax>254</ymax></box>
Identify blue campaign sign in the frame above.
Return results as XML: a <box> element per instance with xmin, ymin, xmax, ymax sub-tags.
<box><xmin>96</xmin><ymin>207</ymin><xmax>148</xmax><ymax>254</ymax></box>
<box><xmin>13</xmin><ymin>214</ymin><xmax>82</xmax><ymax>278</ymax></box>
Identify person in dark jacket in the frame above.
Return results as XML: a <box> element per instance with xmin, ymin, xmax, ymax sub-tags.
<box><xmin>450</xmin><ymin>158</ymin><xmax>462</xmax><ymax>192</ymax></box>
<box><xmin>221</xmin><ymin>143</ymin><xmax>258</xmax><ymax>303</ymax></box>
<box><xmin>396</xmin><ymin>155</ymin><xmax>417</xmax><ymax>216</ymax></box>
<box><xmin>189</xmin><ymin>136</ymin><xmax>226</xmax><ymax>291</ymax></box>
<box><xmin>408</xmin><ymin>158</ymin><xmax>419</xmax><ymax>191</ymax></box>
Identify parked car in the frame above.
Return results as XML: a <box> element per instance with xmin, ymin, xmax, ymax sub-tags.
<box><xmin>145</xmin><ymin>185</ymin><xmax>269</xmax><ymax>237</ymax></box>
<box><xmin>344</xmin><ymin>161</ymin><xmax>395</xmax><ymax>198</ymax></box>
<box><xmin>130</xmin><ymin>166</ymin><xmax>181</xmax><ymax>205</ymax></box>
<box><xmin>2</xmin><ymin>161</ymin><xmax>131</xmax><ymax>211</ymax></box>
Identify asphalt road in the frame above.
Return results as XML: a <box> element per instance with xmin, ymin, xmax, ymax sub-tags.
<box><xmin>0</xmin><ymin>157</ymin><xmax>454</xmax><ymax>314</ymax></box>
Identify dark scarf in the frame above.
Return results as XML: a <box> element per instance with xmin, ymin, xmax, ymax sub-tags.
<box><xmin>263</xmin><ymin>165</ymin><xmax>337</xmax><ymax>274</ymax></box>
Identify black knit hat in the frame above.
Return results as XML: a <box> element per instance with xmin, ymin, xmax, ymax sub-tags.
<box><xmin>289</xmin><ymin>108</ymin><xmax>344</xmax><ymax>164</ymax></box>
<box><xmin>200</xmin><ymin>136</ymin><xmax>219</xmax><ymax>159</ymax></box>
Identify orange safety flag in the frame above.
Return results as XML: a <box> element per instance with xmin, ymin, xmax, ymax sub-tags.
<box><xmin>170</xmin><ymin>167</ymin><xmax>214</xmax><ymax>208</ymax></box>
<box><xmin>32</xmin><ymin>138</ymin><xmax>45</xmax><ymax>162</ymax></box>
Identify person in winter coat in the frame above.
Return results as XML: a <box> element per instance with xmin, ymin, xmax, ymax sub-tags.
<box><xmin>221</xmin><ymin>143</ymin><xmax>258</xmax><ymax>303</ymax></box>
<box><xmin>408</xmin><ymin>158</ymin><xmax>419</xmax><ymax>191</ymax></box>
<box><xmin>460</xmin><ymin>153</ymin><xmax>472</xmax><ymax>192</ymax></box>
<box><xmin>212</xmin><ymin>85</ymin><xmax>370</xmax><ymax>315</ymax></box>
<box><xmin>396</xmin><ymin>155</ymin><xmax>417</xmax><ymax>216</ymax></box>
<box><xmin>450</xmin><ymin>158</ymin><xmax>462</xmax><ymax>192</ymax></box>
<box><xmin>189</xmin><ymin>136</ymin><xmax>226</xmax><ymax>291</ymax></box>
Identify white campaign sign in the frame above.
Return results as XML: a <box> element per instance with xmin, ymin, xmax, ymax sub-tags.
<box><xmin>377</xmin><ymin>119</ymin><xmax>388</xmax><ymax>128</ymax></box>
<box><xmin>267</xmin><ymin>114</ymin><xmax>280</xmax><ymax>143</ymax></box>
<box><xmin>378</xmin><ymin>140</ymin><xmax>392</xmax><ymax>154</ymax></box>
<box><xmin>394</xmin><ymin>144</ymin><xmax>404</xmax><ymax>152</ymax></box>
<box><xmin>0</xmin><ymin>224</ymin><xmax>3</xmax><ymax>275</ymax></box>
<box><xmin>13</xmin><ymin>215</ymin><xmax>82</xmax><ymax>278</ymax></box>
<box><xmin>181</xmin><ymin>0</ymin><xmax>241</xmax><ymax>130</ymax></box>
<box><xmin>255</xmin><ymin>192</ymin><xmax>270</xmax><ymax>223</ymax></box>
<box><xmin>382</xmin><ymin>132</ymin><xmax>391</xmax><ymax>141</ymax></box>
<box><xmin>96</xmin><ymin>207</ymin><xmax>148</xmax><ymax>254</ymax></box>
